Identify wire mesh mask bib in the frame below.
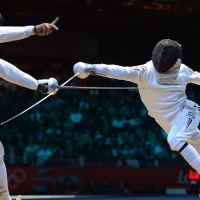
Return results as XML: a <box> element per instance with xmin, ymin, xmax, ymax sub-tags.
<box><xmin>154</xmin><ymin>59</ymin><xmax>181</xmax><ymax>84</ymax></box>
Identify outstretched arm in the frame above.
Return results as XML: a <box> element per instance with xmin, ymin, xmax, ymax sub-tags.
<box><xmin>0</xmin><ymin>17</ymin><xmax>59</xmax><ymax>43</ymax></box>
<box><xmin>0</xmin><ymin>59</ymin><xmax>57</xmax><ymax>94</ymax></box>
<box><xmin>73</xmin><ymin>62</ymin><xmax>146</xmax><ymax>83</ymax></box>
<box><xmin>0</xmin><ymin>59</ymin><xmax>37</xmax><ymax>89</ymax></box>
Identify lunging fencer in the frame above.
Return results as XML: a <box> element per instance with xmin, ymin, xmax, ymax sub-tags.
<box><xmin>73</xmin><ymin>39</ymin><xmax>200</xmax><ymax>174</ymax></box>
<box><xmin>0</xmin><ymin>13</ymin><xmax>58</xmax><ymax>200</ymax></box>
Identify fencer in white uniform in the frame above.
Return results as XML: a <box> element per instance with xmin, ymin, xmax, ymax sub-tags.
<box><xmin>73</xmin><ymin>39</ymin><xmax>200</xmax><ymax>174</ymax></box>
<box><xmin>0</xmin><ymin>13</ymin><xmax>58</xmax><ymax>200</ymax></box>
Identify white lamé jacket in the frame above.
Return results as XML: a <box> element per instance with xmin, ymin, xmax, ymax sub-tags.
<box><xmin>0</xmin><ymin>26</ymin><xmax>38</xmax><ymax>90</ymax></box>
<box><xmin>93</xmin><ymin>61</ymin><xmax>200</xmax><ymax>133</ymax></box>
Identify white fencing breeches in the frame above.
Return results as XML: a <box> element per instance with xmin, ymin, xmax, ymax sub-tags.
<box><xmin>167</xmin><ymin>101</ymin><xmax>200</xmax><ymax>173</ymax></box>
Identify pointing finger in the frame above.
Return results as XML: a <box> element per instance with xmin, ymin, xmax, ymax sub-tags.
<box><xmin>48</xmin><ymin>24</ymin><xmax>58</xmax><ymax>30</ymax></box>
<box><xmin>51</xmin><ymin>17</ymin><xmax>59</xmax><ymax>25</ymax></box>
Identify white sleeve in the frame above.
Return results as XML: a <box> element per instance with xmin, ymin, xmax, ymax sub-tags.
<box><xmin>0</xmin><ymin>26</ymin><xmax>34</xmax><ymax>43</ymax></box>
<box><xmin>0</xmin><ymin>59</ymin><xmax>38</xmax><ymax>90</ymax></box>
<box><xmin>93</xmin><ymin>64</ymin><xmax>147</xmax><ymax>84</ymax></box>
<box><xmin>187</xmin><ymin>67</ymin><xmax>200</xmax><ymax>85</ymax></box>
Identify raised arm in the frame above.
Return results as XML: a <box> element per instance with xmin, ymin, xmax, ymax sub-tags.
<box><xmin>0</xmin><ymin>26</ymin><xmax>35</xmax><ymax>43</ymax></box>
<box><xmin>0</xmin><ymin>17</ymin><xmax>59</xmax><ymax>43</ymax></box>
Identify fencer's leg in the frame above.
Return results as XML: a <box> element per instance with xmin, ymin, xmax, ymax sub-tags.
<box><xmin>0</xmin><ymin>141</ymin><xmax>12</xmax><ymax>200</ymax></box>
<box><xmin>167</xmin><ymin>106</ymin><xmax>200</xmax><ymax>173</ymax></box>
<box><xmin>172</xmin><ymin>141</ymin><xmax>200</xmax><ymax>173</ymax></box>
<box><xmin>188</xmin><ymin>129</ymin><xmax>200</xmax><ymax>155</ymax></box>
<box><xmin>190</xmin><ymin>143</ymin><xmax>200</xmax><ymax>155</ymax></box>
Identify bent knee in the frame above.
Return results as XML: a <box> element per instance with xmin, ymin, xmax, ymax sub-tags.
<box><xmin>167</xmin><ymin>135</ymin><xmax>177</xmax><ymax>150</ymax></box>
<box><xmin>167</xmin><ymin>134</ymin><xmax>186</xmax><ymax>151</ymax></box>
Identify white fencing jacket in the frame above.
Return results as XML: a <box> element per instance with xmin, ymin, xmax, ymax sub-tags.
<box><xmin>0</xmin><ymin>26</ymin><xmax>38</xmax><ymax>90</ymax></box>
<box><xmin>93</xmin><ymin>61</ymin><xmax>200</xmax><ymax>133</ymax></box>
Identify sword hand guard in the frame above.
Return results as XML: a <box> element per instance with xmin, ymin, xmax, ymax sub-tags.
<box><xmin>37</xmin><ymin>78</ymin><xmax>58</xmax><ymax>95</ymax></box>
<box><xmin>73</xmin><ymin>62</ymin><xmax>95</xmax><ymax>79</ymax></box>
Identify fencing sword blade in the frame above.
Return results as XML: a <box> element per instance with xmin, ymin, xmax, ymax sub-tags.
<box><xmin>1</xmin><ymin>94</ymin><xmax>51</xmax><ymax>126</ymax></box>
<box><xmin>1</xmin><ymin>73</ymin><xmax>79</xmax><ymax>125</ymax></box>
<box><xmin>58</xmin><ymin>86</ymin><xmax>139</xmax><ymax>90</ymax></box>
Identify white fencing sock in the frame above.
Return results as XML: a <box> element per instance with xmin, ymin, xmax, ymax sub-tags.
<box><xmin>178</xmin><ymin>142</ymin><xmax>200</xmax><ymax>173</ymax></box>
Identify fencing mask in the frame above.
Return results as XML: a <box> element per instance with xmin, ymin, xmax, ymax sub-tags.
<box><xmin>0</xmin><ymin>13</ymin><xmax>3</xmax><ymax>26</ymax></box>
<box><xmin>152</xmin><ymin>39</ymin><xmax>183</xmax><ymax>73</ymax></box>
